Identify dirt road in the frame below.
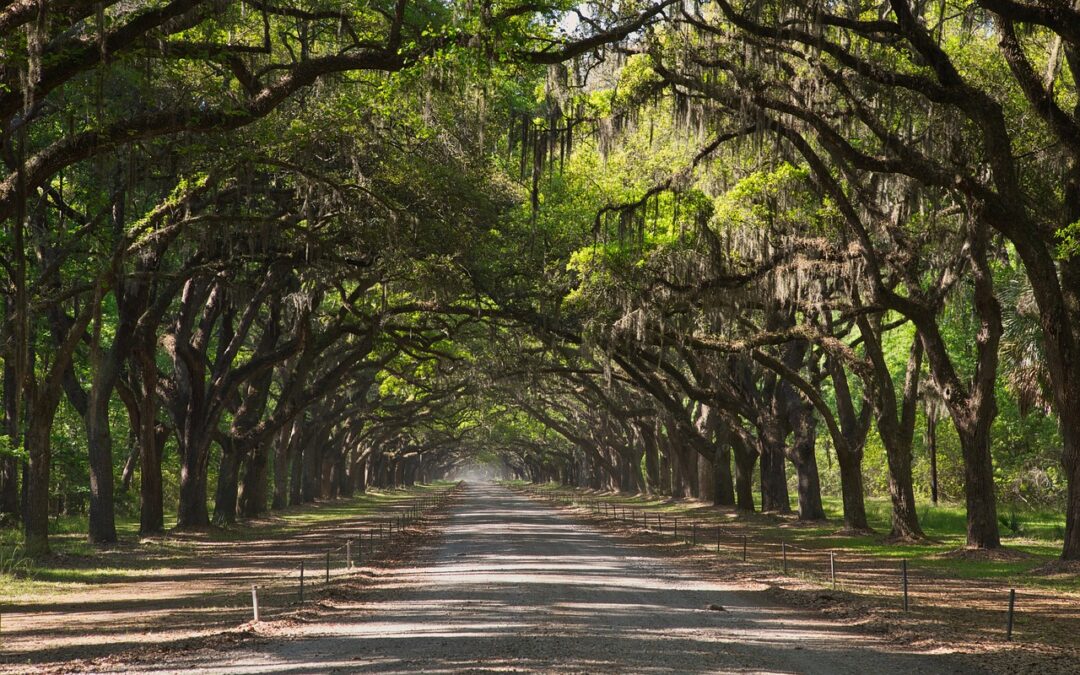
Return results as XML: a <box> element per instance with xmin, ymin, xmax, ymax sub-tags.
<box><xmin>133</xmin><ymin>483</ymin><xmax>974</xmax><ymax>674</ymax></box>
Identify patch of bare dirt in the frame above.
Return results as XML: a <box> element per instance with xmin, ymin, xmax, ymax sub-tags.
<box><xmin>1028</xmin><ymin>559</ymin><xmax>1080</xmax><ymax>575</ymax></box>
<box><xmin>938</xmin><ymin>547</ymin><xmax>1036</xmax><ymax>561</ymax></box>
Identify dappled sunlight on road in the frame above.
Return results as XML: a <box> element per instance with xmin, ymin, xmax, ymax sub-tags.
<box><xmin>134</xmin><ymin>484</ymin><xmax>973</xmax><ymax>674</ymax></box>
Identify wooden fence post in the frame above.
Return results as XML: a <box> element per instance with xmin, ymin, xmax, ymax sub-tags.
<box><xmin>902</xmin><ymin>560</ymin><xmax>909</xmax><ymax>612</ymax></box>
<box><xmin>1006</xmin><ymin>589</ymin><xmax>1016</xmax><ymax>641</ymax></box>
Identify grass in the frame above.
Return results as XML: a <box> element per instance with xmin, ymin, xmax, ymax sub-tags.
<box><xmin>0</xmin><ymin>482</ymin><xmax>455</xmax><ymax>600</ymax></box>
<box><xmin>516</xmin><ymin>481</ymin><xmax>1078</xmax><ymax>594</ymax></box>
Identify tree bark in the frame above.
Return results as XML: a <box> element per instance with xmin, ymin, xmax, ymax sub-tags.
<box><xmin>731</xmin><ymin>431</ymin><xmax>757</xmax><ymax>513</ymax></box>
<box><xmin>640</xmin><ymin>422</ymin><xmax>662</xmax><ymax>494</ymax></box>
<box><xmin>352</xmin><ymin>453</ymin><xmax>368</xmax><ymax>494</ymax></box>
<box><xmin>758</xmin><ymin>425</ymin><xmax>791</xmax><ymax>513</ymax></box>
<box><xmin>288</xmin><ymin>429</ymin><xmax>303</xmax><ymax>506</ymax></box>
<box><xmin>134</xmin><ymin>338</ymin><xmax>165</xmax><ymax>535</ymax></box>
<box><xmin>788</xmin><ymin>402</ymin><xmax>825</xmax><ymax>520</ymax></box>
<box><xmin>826</xmin><ymin>354</ymin><xmax>871</xmax><ymax>531</ymax></box>
<box><xmin>212</xmin><ymin>437</ymin><xmax>242</xmax><ymax>526</ymax></box>
<box><xmin>301</xmin><ymin>429</ymin><xmax>322</xmax><ymax>502</ymax></box>
<box><xmin>0</xmin><ymin>356</ymin><xmax>19</xmax><ymax>517</ymax></box>
<box><xmin>274</xmin><ymin>422</ymin><xmax>299</xmax><ymax>510</ymax></box>
<box><xmin>238</xmin><ymin>437</ymin><xmax>271</xmax><ymax>517</ymax></box>
<box><xmin>23</xmin><ymin>406</ymin><xmax>53</xmax><ymax>556</ymax></box>
<box><xmin>927</xmin><ymin>406</ymin><xmax>939</xmax><ymax>505</ymax></box>
<box><xmin>177</xmin><ymin>437</ymin><xmax>211</xmax><ymax>528</ymax></box>
<box><xmin>859</xmin><ymin>316</ymin><xmax>924</xmax><ymax>540</ymax></box>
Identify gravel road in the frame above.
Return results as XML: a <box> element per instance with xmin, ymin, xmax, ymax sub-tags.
<box><xmin>141</xmin><ymin>483</ymin><xmax>976</xmax><ymax>674</ymax></box>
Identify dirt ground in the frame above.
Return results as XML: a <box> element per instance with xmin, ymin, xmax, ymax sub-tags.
<box><xmin>552</xmin><ymin>490</ymin><xmax>1080</xmax><ymax>674</ymax></box>
<box><xmin>6</xmin><ymin>483</ymin><xmax>1073</xmax><ymax>673</ymax></box>
<box><xmin>0</xmin><ymin>489</ymin><xmax>450</xmax><ymax>672</ymax></box>
<box><xmin>50</xmin><ymin>483</ymin><xmax>1001</xmax><ymax>674</ymax></box>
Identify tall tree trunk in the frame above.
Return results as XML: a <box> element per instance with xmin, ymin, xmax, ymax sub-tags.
<box><xmin>919</xmin><ymin>224</ymin><xmax>1002</xmax><ymax>549</ymax></box>
<box><xmin>0</xmin><ymin>453</ymin><xmax>17</xmax><ymax>518</ymax></box>
<box><xmin>640</xmin><ymin>423</ymin><xmax>661</xmax><ymax>494</ymax></box>
<box><xmin>731</xmin><ymin>432</ymin><xmax>757</xmax><ymax>513</ymax></box>
<box><xmin>274</xmin><ymin>422</ymin><xmax>298</xmax><ymax>509</ymax></box>
<box><xmin>956</xmin><ymin>418</ymin><xmax>1001</xmax><ymax>549</ymax></box>
<box><xmin>352</xmin><ymin>454</ymin><xmax>367</xmax><ymax>494</ymax></box>
<box><xmin>927</xmin><ymin>407</ymin><xmax>939</xmax><ymax>505</ymax></box>
<box><xmin>23</xmin><ymin>278</ymin><xmax>103</xmax><ymax>553</ymax></box>
<box><xmin>23</xmin><ymin>406</ymin><xmax>54</xmax><ymax>556</ymax></box>
<box><xmin>238</xmin><ymin>439</ymin><xmax>271</xmax><ymax>517</ymax></box>
<box><xmin>826</xmin><ymin>355</ymin><xmax>871</xmax><ymax>531</ymax></box>
<box><xmin>878</xmin><ymin>422</ymin><xmax>923</xmax><ymax>539</ymax></box>
<box><xmin>758</xmin><ymin>425</ymin><xmax>791</xmax><ymax>513</ymax></box>
<box><xmin>835</xmin><ymin>444</ymin><xmax>868</xmax><ymax>531</ymax></box>
<box><xmin>288</xmin><ymin>431</ymin><xmax>303</xmax><ymax>506</ymax></box>
<box><xmin>789</xmin><ymin>404</ymin><xmax>825</xmax><ymax>521</ymax></box>
<box><xmin>712</xmin><ymin>442</ymin><xmax>736</xmax><ymax>507</ymax></box>
<box><xmin>135</xmin><ymin>341</ymin><xmax>165</xmax><ymax>535</ymax></box>
<box><xmin>85</xmin><ymin>388</ymin><xmax>117</xmax><ymax>543</ymax></box>
<box><xmin>339</xmin><ymin>448</ymin><xmax>354</xmax><ymax>497</ymax></box>
<box><xmin>860</xmin><ymin>317</ymin><xmax>924</xmax><ymax>540</ymax></box>
<box><xmin>695</xmin><ymin>404</ymin><xmax>735</xmax><ymax>506</ymax></box>
<box><xmin>683</xmin><ymin>440</ymin><xmax>699</xmax><ymax>498</ymax></box>
<box><xmin>1019</xmin><ymin>148</ymin><xmax>1080</xmax><ymax>559</ymax></box>
<box><xmin>1064</xmin><ymin>417</ymin><xmax>1080</xmax><ymax>559</ymax></box>
<box><xmin>212</xmin><ymin>438</ymin><xmax>242</xmax><ymax>525</ymax></box>
<box><xmin>1</xmin><ymin>358</ymin><xmax>19</xmax><ymax>517</ymax></box>
<box><xmin>696</xmin><ymin>451</ymin><xmax>715</xmax><ymax>503</ymax></box>
<box><xmin>667</xmin><ymin>432</ymin><xmax>692</xmax><ymax>498</ymax></box>
<box><xmin>176</xmin><ymin>430</ymin><xmax>211</xmax><ymax>528</ymax></box>
<box><xmin>301</xmin><ymin>431</ymin><xmax>321</xmax><ymax>502</ymax></box>
<box><xmin>658</xmin><ymin>438</ymin><xmax>671</xmax><ymax>496</ymax></box>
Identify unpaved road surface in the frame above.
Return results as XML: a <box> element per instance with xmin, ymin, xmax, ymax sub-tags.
<box><xmin>126</xmin><ymin>483</ymin><xmax>974</xmax><ymax>674</ymax></box>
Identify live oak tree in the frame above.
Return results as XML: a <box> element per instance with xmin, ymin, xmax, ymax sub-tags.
<box><xmin>2</xmin><ymin>0</ymin><xmax>1079</xmax><ymax>565</ymax></box>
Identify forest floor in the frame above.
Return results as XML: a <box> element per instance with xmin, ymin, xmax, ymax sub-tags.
<box><xmin>29</xmin><ymin>482</ymin><xmax>984</xmax><ymax>674</ymax></box>
<box><xmin>0</xmin><ymin>483</ymin><xmax>456</xmax><ymax>672</ymax></box>
<box><xmin>523</xmin><ymin>483</ymin><xmax>1080</xmax><ymax>672</ymax></box>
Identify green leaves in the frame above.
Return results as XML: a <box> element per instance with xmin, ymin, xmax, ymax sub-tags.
<box><xmin>1055</xmin><ymin>220</ymin><xmax>1080</xmax><ymax>261</ymax></box>
<box><xmin>0</xmin><ymin>437</ymin><xmax>27</xmax><ymax>463</ymax></box>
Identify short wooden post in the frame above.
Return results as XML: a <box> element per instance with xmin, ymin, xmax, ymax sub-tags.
<box><xmin>782</xmin><ymin>541</ymin><xmax>788</xmax><ymax>573</ymax></box>
<box><xmin>251</xmin><ymin>585</ymin><xmax>260</xmax><ymax>622</ymax></box>
<box><xmin>742</xmin><ymin>535</ymin><xmax>747</xmax><ymax>561</ymax></box>
<box><xmin>830</xmin><ymin>552</ymin><xmax>836</xmax><ymax>588</ymax></box>
<box><xmin>902</xmin><ymin>559</ymin><xmax>909</xmax><ymax>611</ymax></box>
<box><xmin>1006</xmin><ymin>589</ymin><xmax>1016</xmax><ymax>640</ymax></box>
<box><xmin>674</xmin><ymin>517</ymin><xmax>678</xmax><ymax>540</ymax></box>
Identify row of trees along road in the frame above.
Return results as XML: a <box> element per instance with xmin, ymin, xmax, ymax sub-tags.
<box><xmin>1</xmin><ymin>1</ymin><xmax>1079</xmax><ymax>562</ymax></box>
